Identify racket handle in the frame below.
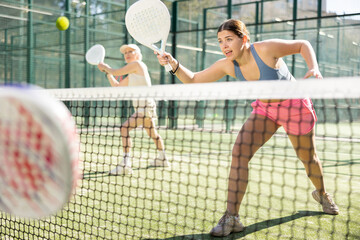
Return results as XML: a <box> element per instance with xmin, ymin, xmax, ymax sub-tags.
<box><xmin>164</xmin><ymin>63</ymin><xmax>172</xmax><ymax>72</ymax></box>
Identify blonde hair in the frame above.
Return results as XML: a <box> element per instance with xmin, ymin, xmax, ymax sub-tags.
<box><xmin>134</xmin><ymin>51</ymin><xmax>143</xmax><ymax>61</ymax></box>
<box><xmin>217</xmin><ymin>19</ymin><xmax>251</xmax><ymax>42</ymax></box>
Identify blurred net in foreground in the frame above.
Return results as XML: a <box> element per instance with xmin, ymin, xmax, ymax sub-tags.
<box><xmin>1</xmin><ymin>77</ymin><xmax>360</xmax><ymax>239</ymax></box>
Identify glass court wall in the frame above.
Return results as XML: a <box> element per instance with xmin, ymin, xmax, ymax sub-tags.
<box><xmin>0</xmin><ymin>0</ymin><xmax>359</xmax><ymax>89</ymax></box>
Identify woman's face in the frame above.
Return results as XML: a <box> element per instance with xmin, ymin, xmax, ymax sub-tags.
<box><xmin>123</xmin><ymin>47</ymin><xmax>138</xmax><ymax>63</ymax></box>
<box><xmin>217</xmin><ymin>30</ymin><xmax>244</xmax><ymax>60</ymax></box>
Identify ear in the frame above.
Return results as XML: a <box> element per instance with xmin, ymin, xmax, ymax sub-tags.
<box><xmin>242</xmin><ymin>35</ymin><xmax>248</xmax><ymax>44</ymax></box>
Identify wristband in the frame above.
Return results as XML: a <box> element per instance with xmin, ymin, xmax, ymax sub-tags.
<box><xmin>169</xmin><ymin>61</ymin><xmax>180</xmax><ymax>75</ymax></box>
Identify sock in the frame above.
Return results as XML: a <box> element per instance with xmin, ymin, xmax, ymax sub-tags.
<box><xmin>122</xmin><ymin>153</ymin><xmax>131</xmax><ymax>167</ymax></box>
<box><xmin>157</xmin><ymin>150</ymin><xmax>166</xmax><ymax>160</ymax></box>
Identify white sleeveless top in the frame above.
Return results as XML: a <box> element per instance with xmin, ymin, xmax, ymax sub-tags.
<box><xmin>128</xmin><ymin>61</ymin><xmax>155</xmax><ymax>109</ymax></box>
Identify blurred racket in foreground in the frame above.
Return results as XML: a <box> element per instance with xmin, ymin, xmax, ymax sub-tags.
<box><xmin>0</xmin><ymin>85</ymin><xmax>80</xmax><ymax>219</ymax></box>
<box><xmin>125</xmin><ymin>0</ymin><xmax>172</xmax><ymax>72</ymax></box>
<box><xmin>86</xmin><ymin>44</ymin><xmax>105</xmax><ymax>65</ymax></box>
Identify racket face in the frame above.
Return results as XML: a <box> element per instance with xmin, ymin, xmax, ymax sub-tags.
<box><xmin>0</xmin><ymin>85</ymin><xmax>80</xmax><ymax>219</ymax></box>
<box><xmin>86</xmin><ymin>44</ymin><xmax>105</xmax><ymax>65</ymax></box>
<box><xmin>125</xmin><ymin>0</ymin><xmax>170</xmax><ymax>53</ymax></box>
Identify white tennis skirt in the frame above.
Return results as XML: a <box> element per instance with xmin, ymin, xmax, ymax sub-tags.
<box><xmin>132</xmin><ymin>99</ymin><xmax>157</xmax><ymax>118</ymax></box>
<box><xmin>134</xmin><ymin>106</ymin><xmax>157</xmax><ymax>119</ymax></box>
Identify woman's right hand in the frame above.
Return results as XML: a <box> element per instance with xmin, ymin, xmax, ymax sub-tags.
<box><xmin>155</xmin><ymin>51</ymin><xmax>177</xmax><ymax>68</ymax></box>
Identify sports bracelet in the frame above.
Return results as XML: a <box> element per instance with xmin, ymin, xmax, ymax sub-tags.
<box><xmin>169</xmin><ymin>61</ymin><xmax>180</xmax><ymax>75</ymax></box>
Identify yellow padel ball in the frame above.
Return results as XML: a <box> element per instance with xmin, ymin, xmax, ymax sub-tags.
<box><xmin>56</xmin><ymin>16</ymin><xmax>69</xmax><ymax>31</ymax></box>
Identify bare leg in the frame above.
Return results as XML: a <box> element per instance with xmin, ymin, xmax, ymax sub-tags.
<box><xmin>143</xmin><ymin>117</ymin><xmax>165</xmax><ymax>151</ymax></box>
<box><xmin>120</xmin><ymin>112</ymin><xmax>144</xmax><ymax>154</ymax></box>
<box><xmin>227</xmin><ymin>114</ymin><xmax>280</xmax><ymax>215</ymax></box>
<box><xmin>144</xmin><ymin>117</ymin><xmax>168</xmax><ymax>166</ymax></box>
<box><xmin>109</xmin><ymin>113</ymin><xmax>145</xmax><ymax>175</ymax></box>
<box><xmin>288</xmin><ymin>129</ymin><xmax>325</xmax><ymax>194</ymax></box>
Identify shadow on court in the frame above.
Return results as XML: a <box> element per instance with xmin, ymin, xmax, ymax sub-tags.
<box><xmin>147</xmin><ymin>211</ymin><xmax>325</xmax><ymax>240</ymax></box>
<box><xmin>81</xmin><ymin>166</ymin><xmax>165</xmax><ymax>179</ymax></box>
<box><xmin>321</xmin><ymin>159</ymin><xmax>360</xmax><ymax>168</ymax></box>
<box><xmin>82</xmin><ymin>171</ymin><xmax>109</xmax><ymax>179</ymax></box>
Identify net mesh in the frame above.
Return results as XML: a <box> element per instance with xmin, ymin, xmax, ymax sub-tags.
<box><xmin>1</xmin><ymin>78</ymin><xmax>360</xmax><ymax>239</ymax></box>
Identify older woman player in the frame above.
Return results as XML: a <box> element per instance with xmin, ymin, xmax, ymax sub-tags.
<box><xmin>98</xmin><ymin>44</ymin><xmax>169</xmax><ymax>175</ymax></box>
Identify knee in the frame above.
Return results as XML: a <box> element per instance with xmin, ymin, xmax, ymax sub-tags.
<box><xmin>230</xmin><ymin>150</ymin><xmax>250</xmax><ymax>175</ymax></box>
<box><xmin>120</xmin><ymin>126</ymin><xmax>129</xmax><ymax>136</ymax></box>
<box><xmin>151</xmin><ymin>133</ymin><xmax>160</xmax><ymax>141</ymax></box>
<box><xmin>232</xmin><ymin>143</ymin><xmax>253</xmax><ymax>163</ymax></box>
<box><xmin>298</xmin><ymin>151</ymin><xmax>319</xmax><ymax>165</ymax></box>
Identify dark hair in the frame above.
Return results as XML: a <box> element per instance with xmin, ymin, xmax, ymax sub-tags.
<box><xmin>217</xmin><ymin>19</ymin><xmax>250</xmax><ymax>42</ymax></box>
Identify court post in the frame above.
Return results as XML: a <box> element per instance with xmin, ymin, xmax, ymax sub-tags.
<box><xmin>26</xmin><ymin>0</ymin><xmax>34</xmax><ymax>84</ymax></box>
<box><xmin>4</xmin><ymin>29</ymin><xmax>8</xmax><ymax>83</ymax></box>
<box><xmin>195</xmin><ymin>8</ymin><xmax>208</xmax><ymax>129</ymax></box>
<box><xmin>65</xmin><ymin>0</ymin><xmax>71</xmax><ymax>89</ymax></box>
<box><xmin>84</xmin><ymin>0</ymin><xmax>90</xmax><ymax>127</ymax></box>
<box><xmin>158</xmin><ymin>67</ymin><xmax>168</xmax><ymax>126</ymax></box>
<box><xmin>224</xmin><ymin>0</ymin><xmax>234</xmax><ymax>133</ymax></box>
<box><xmin>291</xmin><ymin>0</ymin><xmax>298</xmax><ymax>74</ymax></box>
<box><xmin>169</xmin><ymin>0</ymin><xmax>178</xmax><ymax>129</ymax></box>
<box><xmin>316</xmin><ymin>0</ymin><xmax>322</xmax><ymax>62</ymax></box>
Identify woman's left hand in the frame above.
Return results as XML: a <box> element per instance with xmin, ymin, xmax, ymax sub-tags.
<box><xmin>97</xmin><ymin>62</ymin><xmax>111</xmax><ymax>73</ymax></box>
<box><xmin>304</xmin><ymin>68</ymin><xmax>323</xmax><ymax>79</ymax></box>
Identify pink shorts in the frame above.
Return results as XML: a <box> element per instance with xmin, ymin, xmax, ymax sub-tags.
<box><xmin>251</xmin><ymin>98</ymin><xmax>317</xmax><ymax>136</ymax></box>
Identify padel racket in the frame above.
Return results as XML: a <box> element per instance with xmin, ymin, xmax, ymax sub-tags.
<box><xmin>0</xmin><ymin>85</ymin><xmax>80</xmax><ymax>219</ymax></box>
<box><xmin>86</xmin><ymin>44</ymin><xmax>105</xmax><ymax>65</ymax></box>
<box><xmin>125</xmin><ymin>0</ymin><xmax>172</xmax><ymax>72</ymax></box>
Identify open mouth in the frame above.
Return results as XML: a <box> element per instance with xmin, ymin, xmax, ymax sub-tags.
<box><xmin>224</xmin><ymin>50</ymin><xmax>232</xmax><ymax>57</ymax></box>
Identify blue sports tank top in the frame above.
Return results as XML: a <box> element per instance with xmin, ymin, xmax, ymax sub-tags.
<box><xmin>233</xmin><ymin>44</ymin><xmax>294</xmax><ymax>81</ymax></box>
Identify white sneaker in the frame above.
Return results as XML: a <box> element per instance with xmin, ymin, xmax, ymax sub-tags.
<box><xmin>312</xmin><ymin>190</ymin><xmax>339</xmax><ymax>215</ymax></box>
<box><xmin>109</xmin><ymin>165</ymin><xmax>133</xmax><ymax>175</ymax></box>
<box><xmin>210</xmin><ymin>210</ymin><xmax>245</xmax><ymax>237</ymax></box>
<box><xmin>150</xmin><ymin>159</ymin><xmax>169</xmax><ymax>167</ymax></box>
<box><xmin>149</xmin><ymin>151</ymin><xmax>169</xmax><ymax>167</ymax></box>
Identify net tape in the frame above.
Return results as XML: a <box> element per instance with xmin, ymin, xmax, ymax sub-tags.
<box><xmin>43</xmin><ymin>77</ymin><xmax>360</xmax><ymax>101</ymax></box>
